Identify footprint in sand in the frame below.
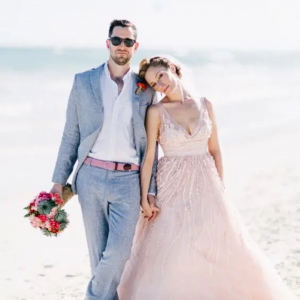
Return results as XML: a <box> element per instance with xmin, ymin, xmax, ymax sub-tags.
<box><xmin>65</xmin><ymin>274</ymin><xmax>77</xmax><ymax>277</ymax></box>
<box><xmin>44</xmin><ymin>264</ymin><xmax>54</xmax><ymax>268</ymax></box>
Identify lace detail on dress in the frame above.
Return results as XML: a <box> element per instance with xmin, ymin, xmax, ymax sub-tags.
<box><xmin>157</xmin><ymin>97</ymin><xmax>212</xmax><ymax>157</ymax></box>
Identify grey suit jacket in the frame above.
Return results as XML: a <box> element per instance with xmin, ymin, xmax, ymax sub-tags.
<box><xmin>52</xmin><ymin>64</ymin><xmax>158</xmax><ymax>195</ymax></box>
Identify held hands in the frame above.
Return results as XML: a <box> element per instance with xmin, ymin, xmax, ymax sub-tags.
<box><xmin>141</xmin><ymin>194</ymin><xmax>160</xmax><ymax>221</ymax></box>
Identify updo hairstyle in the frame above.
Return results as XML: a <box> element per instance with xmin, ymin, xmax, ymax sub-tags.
<box><xmin>138</xmin><ymin>56</ymin><xmax>182</xmax><ymax>81</ymax></box>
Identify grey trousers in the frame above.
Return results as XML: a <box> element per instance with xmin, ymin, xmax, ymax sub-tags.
<box><xmin>76</xmin><ymin>163</ymin><xmax>140</xmax><ymax>300</ymax></box>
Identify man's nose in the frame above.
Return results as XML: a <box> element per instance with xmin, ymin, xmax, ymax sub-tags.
<box><xmin>119</xmin><ymin>40</ymin><xmax>126</xmax><ymax>47</ymax></box>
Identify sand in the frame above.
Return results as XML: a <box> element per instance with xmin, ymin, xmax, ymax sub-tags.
<box><xmin>1</xmin><ymin>118</ymin><xmax>299</xmax><ymax>300</ymax></box>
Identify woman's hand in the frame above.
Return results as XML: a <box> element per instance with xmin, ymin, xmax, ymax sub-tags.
<box><xmin>141</xmin><ymin>198</ymin><xmax>160</xmax><ymax>221</ymax></box>
<box><xmin>147</xmin><ymin>194</ymin><xmax>160</xmax><ymax>221</ymax></box>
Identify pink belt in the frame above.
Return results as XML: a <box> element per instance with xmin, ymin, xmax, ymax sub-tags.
<box><xmin>84</xmin><ymin>157</ymin><xmax>140</xmax><ymax>171</ymax></box>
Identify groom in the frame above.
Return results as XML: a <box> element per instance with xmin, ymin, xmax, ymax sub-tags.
<box><xmin>50</xmin><ymin>20</ymin><xmax>158</xmax><ymax>300</ymax></box>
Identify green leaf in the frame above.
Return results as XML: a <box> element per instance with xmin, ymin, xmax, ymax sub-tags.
<box><xmin>24</xmin><ymin>212</ymin><xmax>31</xmax><ymax>218</ymax></box>
<box><xmin>42</xmin><ymin>228</ymin><xmax>53</xmax><ymax>237</ymax></box>
<box><xmin>59</xmin><ymin>222</ymin><xmax>68</xmax><ymax>231</ymax></box>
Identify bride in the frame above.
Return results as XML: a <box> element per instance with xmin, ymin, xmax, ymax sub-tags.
<box><xmin>118</xmin><ymin>56</ymin><xmax>295</xmax><ymax>299</ymax></box>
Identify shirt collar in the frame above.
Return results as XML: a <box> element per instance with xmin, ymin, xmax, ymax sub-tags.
<box><xmin>104</xmin><ymin>61</ymin><xmax>133</xmax><ymax>84</ymax></box>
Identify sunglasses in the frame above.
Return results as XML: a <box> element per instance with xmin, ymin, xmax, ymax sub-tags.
<box><xmin>110</xmin><ymin>36</ymin><xmax>136</xmax><ymax>47</ymax></box>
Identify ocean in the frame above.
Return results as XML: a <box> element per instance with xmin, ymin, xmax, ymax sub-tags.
<box><xmin>0</xmin><ymin>47</ymin><xmax>300</xmax><ymax>197</ymax></box>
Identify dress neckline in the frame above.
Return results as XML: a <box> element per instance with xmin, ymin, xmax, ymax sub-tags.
<box><xmin>158</xmin><ymin>101</ymin><xmax>202</xmax><ymax>137</ymax></box>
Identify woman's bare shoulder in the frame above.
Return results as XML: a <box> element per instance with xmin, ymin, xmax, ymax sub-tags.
<box><xmin>147</xmin><ymin>103</ymin><xmax>161</xmax><ymax>119</ymax></box>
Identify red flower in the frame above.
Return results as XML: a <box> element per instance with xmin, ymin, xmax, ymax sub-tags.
<box><xmin>49</xmin><ymin>219</ymin><xmax>60</xmax><ymax>230</ymax></box>
<box><xmin>135</xmin><ymin>82</ymin><xmax>147</xmax><ymax>95</ymax></box>
<box><xmin>138</xmin><ymin>82</ymin><xmax>146</xmax><ymax>90</ymax></box>
<box><xmin>52</xmin><ymin>192</ymin><xmax>63</xmax><ymax>205</ymax></box>
<box><xmin>38</xmin><ymin>215</ymin><xmax>47</xmax><ymax>222</ymax></box>
<box><xmin>29</xmin><ymin>203</ymin><xmax>36</xmax><ymax>213</ymax></box>
<box><xmin>54</xmin><ymin>193</ymin><xmax>60</xmax><ymax>199</ymax></box>
<box><xmin>55</xmin><ymin>198</ymin><xmax>64</xmax><ymax>206</ymax></box>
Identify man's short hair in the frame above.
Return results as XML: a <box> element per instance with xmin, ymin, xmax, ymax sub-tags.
<box><xmin>108</xmin><ymin>19</ymin><xmax>138</xmax><ymax>40</ymax></box>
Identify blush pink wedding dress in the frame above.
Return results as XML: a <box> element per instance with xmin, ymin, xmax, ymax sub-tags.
<box><xmin>118</xmin><ymin>98</ymin><xmax>295</xmax><ymax>300</ymax></box>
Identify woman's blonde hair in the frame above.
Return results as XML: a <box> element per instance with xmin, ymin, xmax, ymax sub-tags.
<box><xmin>138</xmin><ymin>56</ymin><xmax>182</xmax><ymax>81</ymax></box>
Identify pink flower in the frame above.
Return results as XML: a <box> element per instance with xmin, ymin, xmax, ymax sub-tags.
<box><xmin>39</xmin><ymin>223</ymin><xmax>47</xmax><ymax>229</ymax></box>
<box><xmin>38</xmin><ymin>192</ymin><xmax>51</xmax><ymax>200</ymax></box>
<box><xmin>45</xmin><ymin>220</ymin><xmax>51</xmax><ymax>229</ymax></box>
<box><xmin>29</xmin><ymin>215</ymin><xmax>42</xmax><ymax>228</ymax></box>
<box><xmin>48</xmin><ymin>207</ymin><xmax>58</xmax><ymax>218</ymax></box>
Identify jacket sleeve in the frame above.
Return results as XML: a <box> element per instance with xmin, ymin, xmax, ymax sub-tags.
<box><xmin>148</xmin><ymin>91</ymin><xmax>158</xmax><ymax>195</ymax></box>
<box><xmin>52</xmin><ymin>75</ymin><xmax>80</xmax><ymax>185</ymax></box>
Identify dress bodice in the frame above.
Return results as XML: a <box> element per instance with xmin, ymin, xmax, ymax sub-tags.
<box><xmin>157</xmin><ymin>97</ymin><xmax>212</xmax><ymax>157</ymax></box>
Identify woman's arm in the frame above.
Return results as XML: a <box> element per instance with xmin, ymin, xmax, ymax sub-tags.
<box><xmin>148</xmin><ymin>90</ymin><xmax>159</xmax><ymax>195</ymax></box>
<box><xmin>205</xmin><ymin>98</ymin><xmax>224</xmax><ymax>185</ymax></box>
<box><xmin>141</xmin><ymin>104</ymin><xmax>161</xmax><ymax>219</ymax></box>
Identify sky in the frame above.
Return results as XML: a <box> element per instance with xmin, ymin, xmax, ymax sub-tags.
<box><xmin>0</xmin><ymin>0</ymin><xmax>300</xmax><ymax>50</ymax></box>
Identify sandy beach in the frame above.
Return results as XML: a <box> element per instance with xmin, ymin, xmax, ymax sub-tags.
<box><xmin>1</xmin><ymin>49</ymin><xmax>300</xmax><ymax>299</ymax></box>
<box><xmin>0</xmin><ymin>117</ymin><xmax>299</xmax><ymax>299</ymax></box>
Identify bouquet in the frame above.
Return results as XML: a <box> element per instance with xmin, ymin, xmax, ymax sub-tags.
<box><xmin>24</xmin><ymin>191</ymin><xmax>70</xmax><ymax>237</ymax></box>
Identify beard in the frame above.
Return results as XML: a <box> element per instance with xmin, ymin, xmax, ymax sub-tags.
<box><xmin>110</xmin><ymin>51</ymin><xmax>131</xmax><ymax>66</ymax></box>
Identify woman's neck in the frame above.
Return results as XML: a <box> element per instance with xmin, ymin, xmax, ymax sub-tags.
<box><xmin>166</xmin><ymin>83</ymin><xmax>190</xmax><ymax>103</ymax></box>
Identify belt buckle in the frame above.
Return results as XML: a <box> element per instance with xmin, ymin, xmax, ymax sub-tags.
<box><xmin>123</xmin><ymin>163</ymin><xmax>132</xmax><ymax>171</ymax></box>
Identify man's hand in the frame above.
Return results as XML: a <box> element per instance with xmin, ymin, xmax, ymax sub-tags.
<box><xmin>50</xmin><ymin>183</ymin><xmax>63</xmax><ymax>199</ymax></box>
<box><xmin>144</xmin><ymin>194</ymin><xmax>160</xmax><ymax>221</ymax></box>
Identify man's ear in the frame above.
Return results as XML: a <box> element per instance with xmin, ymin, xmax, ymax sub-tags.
<box><xmin>106</xmin><ymin>39</ymin><xmax>110</xmax><ymax>50</ymax></box>
<box><xmin>134</xmin><ymin>42</ymin><xmax>139</xmax><ymax>52</ymax></box>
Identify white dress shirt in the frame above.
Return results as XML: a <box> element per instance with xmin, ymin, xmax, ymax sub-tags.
<box><xmin>89</xmin><ymin>62</ymin><xmax>139</xmax><ymax>165</ymax></box>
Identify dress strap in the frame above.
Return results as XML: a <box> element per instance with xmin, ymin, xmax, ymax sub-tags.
<box><xmin>200</xmin><ymin>97</ymin><xmax>207</xmax><ymax>110</ymax></box>
<box><xmin>156</xmin><ymin>101</ymin><xmax>167</xmax><ymax>119</ymax></box>
<box><xmin>199</xmin><ymin>97</ymin><xmax>209</xmax><ymax>116</ymax></box>
<box><xmin>199</xmin><ymin>97</ymin><xmax>213</xmax><ymax>128</ymax></box>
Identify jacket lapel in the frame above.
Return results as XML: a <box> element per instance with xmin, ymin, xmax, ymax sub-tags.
<box><xmin>131</xmin><ymin>74</ymin><xmax>146</xmax><ymax>161</ymax></box>
<box><xmin>90</xmin><ymin>64</ymin><xmax>104</xmax><ymax>111</ymax></box>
